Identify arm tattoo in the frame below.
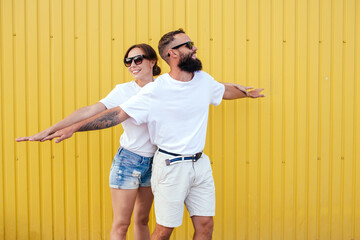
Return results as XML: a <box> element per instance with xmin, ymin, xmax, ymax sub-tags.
<box><xmin>78</xmin><ymin>110</ymin><xmax>121</xmax><ymax>131</ymax></box>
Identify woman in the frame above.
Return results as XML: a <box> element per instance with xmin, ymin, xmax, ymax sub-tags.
<box><xmin>16</xmin><ymin>44</ymin><xmax>161</xmax><ymax>240</ymax></box>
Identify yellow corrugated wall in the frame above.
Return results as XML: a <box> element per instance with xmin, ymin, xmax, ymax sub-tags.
<box><xmin>1</xmin><ymin>0</ymin><xmax>359</xmax><ymax>239</ymax></box>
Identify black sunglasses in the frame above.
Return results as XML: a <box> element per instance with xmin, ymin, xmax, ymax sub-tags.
<box><xmin>124</xmin><ymin>55</ymin><xmax>148</xmax><ymax>67</ymax></box>
<box><xmin>167</xmin><ymin>41</ymin><xmax>195</xmax><ymax>56</ymax></box>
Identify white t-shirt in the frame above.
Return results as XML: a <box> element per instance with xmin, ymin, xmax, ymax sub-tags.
<box><xmin>99</xmin><ymin>81</ymin><xmax>156</xmax><ymax>157</ymax></box>
<box><xmin>120</xmin><ymin>71</ymin><xmax>225</xmax><ymax>154</ymax></box>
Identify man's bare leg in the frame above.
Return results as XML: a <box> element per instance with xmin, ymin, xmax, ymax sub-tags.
<box><xmin>150</xmin><ymin>223</ymin><xmax>174</xmax><ymax>240</ymax></box>
<box><xmin>191</xmin><ymin>216</ymin><xmax>213</xmax><ymax>240</ymax></box>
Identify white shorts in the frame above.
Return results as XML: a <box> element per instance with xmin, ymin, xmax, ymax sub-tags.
<box><xmin>151</xmin><ymin>150</ymin><xmax>216</xmax><ymax>228</ymax></box>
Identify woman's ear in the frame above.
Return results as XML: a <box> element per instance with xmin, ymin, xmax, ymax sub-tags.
<box><xmin>151</xmin><ymin>60</ymin><xmax>156</xmax><ymax>68</ymax></box>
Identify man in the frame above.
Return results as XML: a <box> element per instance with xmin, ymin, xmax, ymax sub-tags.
<box><xmin>43</xmin><ymin>29</ymin><xmax>264</xmax><ymax>240</ymax></box>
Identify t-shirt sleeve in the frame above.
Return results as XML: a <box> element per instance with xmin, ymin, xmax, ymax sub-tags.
<box><xmin>99</xmin><ymin>85</ymin><xmax>123</xmax><ymax>109</ymax></box>
<box><xmin>120</xmin><ymin>83</ymin><xmax>153</xmax><ymax>125</ymax></box>
<box><xmin>210</xmin><ymin>79</ymin><xmax>225</xmax><ymax>106</ymax></box>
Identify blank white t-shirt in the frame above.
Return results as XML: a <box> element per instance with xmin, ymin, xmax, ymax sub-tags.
<box><xmin>120</xmin><ymin>71</ymin><xmax>225</xmax><ymax>154</ymax></box>
<box><xmin>99</xmin><ymin>81</ymin><xmax>156</xmax><ymax>157</ymax></box>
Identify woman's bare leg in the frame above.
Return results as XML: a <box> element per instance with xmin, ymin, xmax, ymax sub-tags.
<box><xmin>110</xmin><ymin>188</ymin><xmax>138</xmax><ymax>240</ymax></box>
<box><xmin>133</xmin><ymin>187</ymin><xmax>154</xmax><ymax>240</ymax></box>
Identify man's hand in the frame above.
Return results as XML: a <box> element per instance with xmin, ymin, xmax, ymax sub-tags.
<box><xmin>226</xmin><ymin>83</ymin><xmax>253</xmax><ymax>96</ymax></box>
<box><xmin>41</xmin><ymin>125</ymin><xmax>77</xmax><ymax>143</ymax></box>
<box><xmin>223</xmin><ymin>82</ymin><xmax>265</xmax><ymax>100</ymax></box>
<box><xmin>247</xmin><ymin>88</ymin><xmax>265</xmax><ymax>98</ymax></box>
<box><xmin>226</xmin><ymin>83</ymin><xmax>265</xmax><ymax>98</ymax></box>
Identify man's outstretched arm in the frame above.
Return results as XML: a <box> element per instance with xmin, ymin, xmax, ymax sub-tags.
<box><xmin>42</xmin><ymin>106</ymin><xmax>130</xmax><ymax>143</ymax></box>
<box><xmin>16</xmin><ymin>102</ymin><xmax>107</xmax><ymax>142</ymax></box>
<box><xmin>222</xmin><ymin>83</ymin><xmax>265</xmax><ymax>100</ymax></box>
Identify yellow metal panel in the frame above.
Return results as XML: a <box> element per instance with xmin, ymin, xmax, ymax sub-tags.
<box><xmin>331</xmin><ymin>0</ymin><xmax>344</xmax><ymax>238</ymax></box>
<box><xmin>99</xmin><ymin>1</ymin><xmax>113</xmax><ymax>239</ymax></box>
<box><xmin>1</xmin><ymin>0</ymin><xmax>360</xmax><ymax>239</ymax></box>
<box><xmin>50</xmin><ymin>0</ymin><xmax>66</xmax><ymax>239</ymax></box>
<box><xmin>284</xmin><ymin>0</ymin><xmax>296</xmax><ymax>239</ymax></box>
<box><xmin>295</xmin><ymin>0</ymin><xmax>308</xmax><ymax>239</ymax></box>
<box><xmin>174</xmin><ymin>0</ymin><xmax>185</xmax><ymax>31</ymax></box>
<box><xmin>308</xmin><ymin>0</ymin><xmax>320</xmax><ymax>239</ymax></box>
<box><xmin>62</xmin><ymin>0</ymin><xmax>77</xmax><ymax>239</ymax></box>
<box><xmin>247</xmin><ymin>0</ymin><xmax>260</xmax><ymax>239</ymax></box>
<box><xmin>2</xmin><ymin>0</ymin><xmax>17</xmax><ymax>239</ymax></box>
<box><xmin>197</xmin><ymin>0</ymin><xmax>210</xmax><ymax>73</ymax></box>
<box><xmin>0</xmin><ymin>0</ymin><xmax>3</xmax><ymax>238</ymax></box>
<box><xmin>161</xmin><ymin>0</ymin><xmax>174</xmax><ymax>37</ymax></box>
<box><xmin>259</xmin><ymin>0</ymin><xmax>271</xmax><ymax>239</ymax></box>
<box><xmin>210</xmin><ymin>0</ymin><xmax>225</xmax><ymax>239</ymax></box>
<box><xmin>38</xmin><ymin>0</ymin><xmax>53</xmax><ymax>239</ymax></box>
<box><xmin>149</xmin><ymin>0</ymin><xmax>164</xmax><ymax>73</ymax></box>
<box><xmin>342</xmin><ymin>1</ymin><xmax>356</xmax><ymax>239</ymax></box>
<box><xmin>355</xmin><ymin>2</ymin><xmax>360</xmax><ymax>240</ymax></box>
<box><xmin>186</xmin><ymin>0</ymin><xmax>198</xmax><ymax>43</ymax></box>
<box><xmin>223</xmin><ymin>0</ymin><xmax>236</xmax><ymax>238</ymax></box>
<box><xmin>25</xmin><ymin>1</ymin><xmax>43</xmax><ymax>240</ymax></box>
<box><xmin>87</xmin><ymin>1</ymin><xmax>102</xmax><ymax>239</ymax></box>
<box><xmin>137</xmin><ymin>0</ymin><xmax>149</xmax><ymax>43</ymax></box>
<box><xmin>124</xmin><ymin>0</ymin><xmax>136</xmax><ymax>48</ymax></box>
<box><xmin>319</xmin><ymin>0</ymin><xmax>332</xmax><ymax>238</ymax></box>
<box><xmin>75</xmin><ymin>0</ymin><xmax>90</xmax><ymax>239</ymax></box>
<box><xmin>13</xmin><ymin>0</ymin><xmax>29</xmax><ymax>239</ymax></box>
<box><xmin>0</xmin><ymin>0</ymin><xmax>4</xmax><ymax>236</ymax></box>
<box><xmin>234</xmin><ymin>0</ymin><xmax>248</xmax><ymax>239</ymax></box>
<box><xmin>148</xmin><ymin>1</ymin><xmax>161</xmax><ymax>58</ymax></box>
<box><xmin>271</xmin><ymin>0</ymin><xmax>285</xmax><ymax>239</ymax></box>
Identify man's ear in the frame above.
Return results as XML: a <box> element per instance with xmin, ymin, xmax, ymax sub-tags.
<box><xmin>168</xmin><ymin>49</ymin><xmax>178</xmax><ymax>58</ymax></box>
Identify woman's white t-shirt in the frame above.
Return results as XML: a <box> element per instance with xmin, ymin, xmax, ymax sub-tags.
<box><xmin>99</xmin><ymin>81</ymin><xmax>156</xmax><ymax>157</ymax></box>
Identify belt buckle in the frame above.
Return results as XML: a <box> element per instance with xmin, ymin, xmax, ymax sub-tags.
<box><xmin>195</xmin><ymin>152</ymin><xmax>202</xmax><ymax>161</ymax></box>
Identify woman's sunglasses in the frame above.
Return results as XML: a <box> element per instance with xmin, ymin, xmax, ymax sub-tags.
<box><xmin>168</xmin><ymin>41</ymin><xmax>195</xmax><ymax>56</ymax></box>
<box><xmin>124</xmin><ymin>55</ymin><xmax>148</xmax><ymax>67</ymax></box>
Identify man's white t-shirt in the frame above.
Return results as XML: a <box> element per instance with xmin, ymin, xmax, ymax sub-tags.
<box><xmin>120</xmin><ymin>71</ymin><xmax>225</xmax><ymax>155</ymax></box>
<box><xmin>99</xmin><ymin>81</ymin><xmax>156</xmax><ymax>157</ymax></box>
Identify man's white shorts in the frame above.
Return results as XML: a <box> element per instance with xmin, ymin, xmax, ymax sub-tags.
<box><xmin>151</xmin><ymin>149</ymin><xmax>216</xmax><ymax>228</ymax></box>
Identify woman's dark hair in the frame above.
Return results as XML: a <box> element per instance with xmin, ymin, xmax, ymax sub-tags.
<box><xmin>124</xmin><ymin>43</ymin><xmax>161</xmax><ymax>76</ymax></box>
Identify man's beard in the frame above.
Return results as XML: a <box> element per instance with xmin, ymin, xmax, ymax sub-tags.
<box><xmin>178</xmin><ymin>53</ymin><xmax>202</xmax><ymax>73</ymax></box>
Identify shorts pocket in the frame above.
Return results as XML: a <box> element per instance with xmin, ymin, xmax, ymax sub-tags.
<box><xmin>119</xmin><ymin>154</ymin><xmax>141</xmax><ymax>167</ymax></box>
<box><xmin>159</xmin><ymin>164</ymin><xmax>176</xmax><ymax>183</ymax></box>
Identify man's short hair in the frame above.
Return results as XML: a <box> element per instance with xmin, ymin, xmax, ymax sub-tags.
<box><xmin>158</xmin><ymin>28</ymin><xmax>185</xmax><ymax>62</ymax></box>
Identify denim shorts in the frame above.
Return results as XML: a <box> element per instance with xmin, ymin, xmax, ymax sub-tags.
<box><xmin>109</xmin><ymin>147</ymin><xmax>153</xmax><ymax>189</ymax></box>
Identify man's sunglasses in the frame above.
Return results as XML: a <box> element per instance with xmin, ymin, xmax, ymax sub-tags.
<box><xmin>124</xmin><ymin>55</ymin><xmax>148</xmax><ymax>67</ymax></box>
<box><xmin>168</xmin><ymin>41</ymin><xmax>195</xmax><ymax>56</ymax></box>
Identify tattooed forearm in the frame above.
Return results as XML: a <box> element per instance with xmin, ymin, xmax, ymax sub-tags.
<box><xmin>78</xmin><ymin>110</ymin><xmax>121</xmax><ymax>131</ymax></box>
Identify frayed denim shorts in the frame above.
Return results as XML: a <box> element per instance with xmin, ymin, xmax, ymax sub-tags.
<box><xmin>109</xmin><ymin>147</ymin><xmax>153</xmax><ymax>189</ymax></box>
